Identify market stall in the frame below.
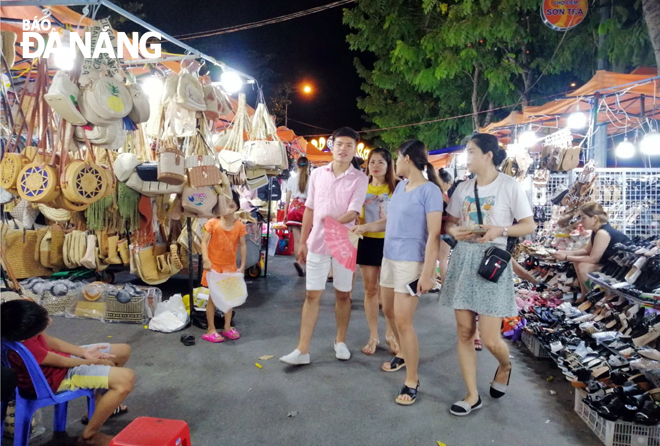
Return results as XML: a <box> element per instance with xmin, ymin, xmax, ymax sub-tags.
<box><xmin>474</xmin><ymin>68</ymin><xmax>660</xmax><ymax>444</ymax></box>
<box><xmin>0</xmin><ymin>2</ymin><xmax>292</xmax><ymax>323</ymax></box>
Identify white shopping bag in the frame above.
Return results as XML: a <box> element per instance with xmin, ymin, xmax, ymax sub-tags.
<box><xmin>207</xmin><ymin>270</ymin><xmax>248</xmax><ymax>313</ymax></box>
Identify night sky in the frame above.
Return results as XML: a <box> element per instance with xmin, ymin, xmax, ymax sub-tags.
<box><xmin>141</xmin><ymin>0</ymin><xmax>366</xmax><ymax>137</ymax></box>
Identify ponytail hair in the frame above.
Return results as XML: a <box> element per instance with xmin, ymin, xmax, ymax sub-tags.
<box><xmin>398</xmin><ymin>139</ymin><xmax>442</xmax><ymax>190</ymax></box>
<box><xmin>296</xmin><ymin>156</ymin><xmax>310</xmax><ymax>194</ymax></box>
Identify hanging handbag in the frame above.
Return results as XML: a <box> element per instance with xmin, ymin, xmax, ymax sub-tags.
<box><xmin>244</xmin><ymin>99</ymin><xmax>286</xmax><ymax>169</ymax></box>
<box><xmin>136</xmin><ymin>162</ymin><xmax>159</xmax><ymax>181</ymax></box>
<box><xmin>474</xmin><ymin>182</ymin><xmax>511</xmax><ymax>283</ymax></box>
<box><xmin>44</xmin><ymin>71</ymin><xmax>87</xmax><ymax>125</ymax></box>
<box><xmin>2</xmin><ymin>63</ymin><xmax>40</xmax><ymax>193</ymax></box>
<box><xmin>181</xmin><ymin>186</ymin><xmax>218</xmax><ymax>217</ymax></box>
<box><xmin>127</xmin><ymin>82</ymin><xmax>150</xmax><ymax>124</ymax></box>
<box><xmin>157</xmin><ymin>143</ymin><xmax>185</xmax><ymax>185</ymax></box>
<box><xmin>176</xmin><ymin>71</ymin><xmax>206</xmax><ymax>112</ymax></box>
<box><xmin>61</xmin><ymin>132</ymin><xmax>108</xmax><ymax>205</ymax></box>
<box><xmin>80</xmin><ymin>76</ymin><xmax>133</xmax><ymax>125</ymax></box>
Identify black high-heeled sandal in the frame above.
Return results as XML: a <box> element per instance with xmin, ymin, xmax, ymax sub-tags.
<box><xmin>395</xmin><ymin>381</ymin><xmax>420</xmax><ymax>406</ymax></box>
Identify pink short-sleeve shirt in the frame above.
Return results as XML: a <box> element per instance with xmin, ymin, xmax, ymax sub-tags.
<box><xmin>305</xmin><ymin>163</ymin><xmax>368</xmax><ymax>256</ymax></box>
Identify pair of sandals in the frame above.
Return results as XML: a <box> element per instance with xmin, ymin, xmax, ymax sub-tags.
<box><xmin>362</xmin><ymin>336</ymin><xmax>399</xmax><ymax>356</ymax></box>
<box><xmin>450</xmin><ymin>364</ymin><xmax>512</xmax><ymax>416</ymax></box>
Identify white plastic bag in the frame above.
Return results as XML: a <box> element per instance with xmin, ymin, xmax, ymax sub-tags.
<box><xmin>268</xmin><ymin>229</ymin><xmax>278</xmax><ymax>257</ymax></box>
<box><xmin>148</xmin><ymin>293</ymin><xmax>189</xmax><ymax>332</ymax></box>
<box><xmin>207</xmin><ymin>271</ymin><xmax>248</xmax><ymax>313</ymax></box>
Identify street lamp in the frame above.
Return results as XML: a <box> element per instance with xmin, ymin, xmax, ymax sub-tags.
<box><xmin>285</xmin><ymin>83</ymin><xmax>314</xmax><ymax>128</ymax></box>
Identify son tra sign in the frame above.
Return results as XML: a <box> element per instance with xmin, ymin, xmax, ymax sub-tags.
<box><xmin>20</xmin><ymin>18</ymin><xmax>162</xmax><ymax>59</ymax></box>
<box><xmin>541</xmin><ymin>0</ymin><xmax>588</xmax><ymax>31</ymax></box>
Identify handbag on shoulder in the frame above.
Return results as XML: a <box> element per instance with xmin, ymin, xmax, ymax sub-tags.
<box><xmin>474</xmin><ymin>182</ymin><xmax>511</xmax><ymax>283</ymax></box>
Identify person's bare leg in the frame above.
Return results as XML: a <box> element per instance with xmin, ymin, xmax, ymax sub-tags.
<box><xmin>361</xmin><ymin>265</ymin><xmax>380</xmax><ymax>354</ymax></box>
<box><xmin>335</xmin><ymin>289</ymin><xmax>352</xmax><ymax>344</ymax></box>
<box><xmin>381</xmin><ymin>286</ymin><xmax>401</xmax><ymax>369</ymax></box>
<box><xmin>394</xmin><ymin>292</ymin><xmax>419</xmax><ymax>401</ymax></box>
<box><xmin>479</xmin><ymin>315</ymin><xmax>512</xmax><ymax>385</ymax></box>
<box><xmin>292</xmin><ymin>226</ymin><xmax>302</xmax><ymax>262</ymax></box>
<box><xmin>80</xmin><ymin>368</ymin><xmax>135</xmax><ymax>444</ymax></box>
<box><xmin>223</xmin><ymin>309</ymin><xmax>233</xmax><ymax>332</ymax></box>
<box><xmin>438</xmin><ymin>242</ymin><xmax>450</xmax><ymax>282</ymax></box>
<box><xmin>205</xmin><ymin>299</ymin><xmax>217</xmax><ymax>335</ymax></box>
<box><xmin>455</xmin><ymin>309</ymin><xmax>479</xmax><ymax>405</ymax></box>
<box><xmin>296</xmin><ymin>290</ymin><xmax>324</xmax><ymax>354</ymax></box>
<box><xmin>107</xmin><ymin>344</ymin><xmax>131</xmax><ymax>367</ymax></box>
<box><xmin>575</xmin><ymin>262</ymin><xmax>601</xmax><ymax>297</ymax></box>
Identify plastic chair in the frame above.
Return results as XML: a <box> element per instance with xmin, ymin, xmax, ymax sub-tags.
<box><xmin>0</xmin><ymin>340</ymin><xmax>95</xmax><ymax>446</ymax></box>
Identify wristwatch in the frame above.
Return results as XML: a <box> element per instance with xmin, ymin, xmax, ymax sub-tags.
<box><xmin>502</xmin><ymin>226</ymin><xmax>509</xmax><ymax>238</ymax></box>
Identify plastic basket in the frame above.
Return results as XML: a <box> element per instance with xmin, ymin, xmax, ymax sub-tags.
<box><xmin>521</xmin><ymin>331</ymin><xmax>551</xmax><ymax>359</ymax></box>
<box><xmin>574</xmin><ymin>390</ymin><xmax>660</xmax><ymax>446</ymax></box>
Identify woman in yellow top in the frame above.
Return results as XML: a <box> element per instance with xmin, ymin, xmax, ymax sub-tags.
<box><xmin>357</xmin><ymin>148</ymin><xmax>398</xmax><ymax>355</ymax></box>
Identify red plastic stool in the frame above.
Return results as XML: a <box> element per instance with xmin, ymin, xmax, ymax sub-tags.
<box><xmin>275</xmin><ymin>228</ymin><xmax>294</xmax><ymax>256</ymax></box>
<box><xmin>109</xmin><ymin>417</ymin><xmax>191</xmax><ymax>446</ymax></box>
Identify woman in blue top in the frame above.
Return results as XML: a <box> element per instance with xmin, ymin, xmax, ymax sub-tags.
<box><xmin>352</xmin><ymin>140</ymin><xmax>444</xmax><ymax>406</ymax></box>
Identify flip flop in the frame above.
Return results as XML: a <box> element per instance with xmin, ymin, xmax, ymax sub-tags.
<box><xmin>81</xmin><ymin>406</ymin><xmax>128</xmax><ymax>425</ymax></box>
<box><xmin>180</xmin><ymin>334</ymin><xmax>195</xmax><ymax>346</ymax></box>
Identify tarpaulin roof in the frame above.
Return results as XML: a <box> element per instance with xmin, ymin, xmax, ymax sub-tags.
<box><xmin>481</xmin><ymin>69</ymin><xmax>660</xmax><ymax>136</ymax></box>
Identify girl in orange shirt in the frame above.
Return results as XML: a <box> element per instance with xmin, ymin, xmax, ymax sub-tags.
<box><xmin>201</xmin><ymin>190</ymin><xmax>247</xmax><ymax>343</ymax></box>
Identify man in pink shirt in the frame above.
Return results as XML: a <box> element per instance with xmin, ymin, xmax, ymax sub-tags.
<box><xmin>280</xmin><ymin>127</ymin><xmax>368</xmax><ymax>365</ymax></box>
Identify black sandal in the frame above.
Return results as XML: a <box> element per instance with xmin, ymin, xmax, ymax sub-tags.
<box><xmin>395</xmin><ymin>381</ymin><xmax>420</xmax><ymax>406</ymax></box>
<box><xmin>180</xmin><ymin>334</ymin><xmax>195</xmax><ymax>346</ymax></box>
<box><xmin>81</xmin><ymin>406</ymin><xmax>128</xmax><ymax>425</ymax></box>
<box><xmin>382</xmin><ymin>356</ymin><xmax>406</xmax><ymax>372</ymax></box>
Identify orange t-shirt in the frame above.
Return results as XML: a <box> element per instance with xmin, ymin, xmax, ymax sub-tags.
<box><xmin>202</xmin><ymin>218</ymin><xmax>247</xmax><ymax>286</ymax></box>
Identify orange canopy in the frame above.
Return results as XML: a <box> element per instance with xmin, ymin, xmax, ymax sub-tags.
<box><xmin>428</xmin><ymin>153</ymin><xmax>451</xmax><ymax>169</ymax></box>
<box><xmin>481</xmin><ymin>69</ymin><xmax>660</xmax><ymax>136</ymax></box>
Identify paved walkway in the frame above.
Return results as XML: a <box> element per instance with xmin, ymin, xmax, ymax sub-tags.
<box><xmin>34</xmin><ymin>256</ymin><xmax>601</xmax><ymax>446</ymax></box>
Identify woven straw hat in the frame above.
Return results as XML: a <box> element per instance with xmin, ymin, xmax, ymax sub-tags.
<box><xmin>83</xmin><ymin>282</ymin><xmax>104</xmax><ymax>301</ymax></box>
<box><xmin>38</xmin><ymin>204</ymin><xmax>72</xmax><ymax>223</ymax></box>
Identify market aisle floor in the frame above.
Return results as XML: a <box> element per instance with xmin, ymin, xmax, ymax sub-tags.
<box><xmin>35</xmin><ymin>256</ymin><xmax>601</xmax><ymax>446</ymax></box>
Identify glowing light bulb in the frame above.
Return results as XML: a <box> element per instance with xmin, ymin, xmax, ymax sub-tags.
<box><xmin>519</xmin><ymin>131</ymin><xmax>538</xmax><ymax>148</ymax></box>
<box><xmin>319</xmin><ymin>137</ymin><xmax>326</xmax><ymax>149</ymax></box>
<box><xmin>311</xmin><ymin>139</ymin><xmax>318</xmax><ymax>148</ymax></box>
<box><xmin>640</xmin><ymin>131</ymin><xmax>660</xmax><ymax>156</ymax></box>
<box><xmin>140</xmin><ymin>76</ymin><xmax>163</xmax><ymax>101</ymax></box>
<box><xmin>457</xmin><ymin>151</ymin><xmax>468</xmax><ymax>166</ymax></box>
<box><xmin>220</xmin><ymin>71</ymin><xmax>243</xmax><ymax>94</ymax></box>
<box><xmin>303</xmin><ymin>85</ymin><xmax>312</xmax><ymax>94</ymax></box>
<box><xmin>615</xmin><ymin>139</ymin><xmax>635</xmax><ymax>159</ymax></box>
<box><xmin>567</xmin><ymin>111</ymin><xmax>587</xmax><ymax>130</ymax></box>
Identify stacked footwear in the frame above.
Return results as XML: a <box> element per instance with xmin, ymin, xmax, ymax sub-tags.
<box><xmin>518</xmin><ymin>286</ymin><xmax>660</xmax><ymax>426</ymax></box>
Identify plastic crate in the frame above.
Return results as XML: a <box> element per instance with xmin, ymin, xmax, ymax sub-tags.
<box><xmin>574</xmin><ymin>390</ymin><xmax>660</xmax><ymax>446</ymax></box>
<box><xmin>521</xmin><ymin>331</ymin><xmax>551</xmax><ymax>358</ymax></box>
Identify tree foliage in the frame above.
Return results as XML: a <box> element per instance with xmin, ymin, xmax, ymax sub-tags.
<box><xmin>344</xmin><ymin>0</ymin><xmax>654</xmax><ymax>149</ymax></box>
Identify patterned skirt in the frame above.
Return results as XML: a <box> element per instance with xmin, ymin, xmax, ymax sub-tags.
<box><xmin>439</xmin><ymin>241</ymin><xmax>517</xmax><ymax>318</ymax></box>
<box><xmin>286</xmin><ymin>198</ymin><xmax>306</xmax><ymax>227</ymax></box>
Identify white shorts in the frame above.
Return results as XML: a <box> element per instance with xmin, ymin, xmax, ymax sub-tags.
<box><xmin>380</xmin><ymin>258</ymin><xmax>424</xmax><ymax>294</ymax></box>
<box><xmin>306</xmin><ymin>252</ymin><xmax>354</xmax><ymax>292</ymax></box>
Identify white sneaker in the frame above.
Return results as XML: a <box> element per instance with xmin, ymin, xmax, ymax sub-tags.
<box><xmin>279</xmin><ymin>349</ymin><xmax>310</xmax><ymax>365</ymax></box>
<box><xmin>334</xmin><ymin>342</ymin><xmax>351</xmax><ymax>361</ymax></box>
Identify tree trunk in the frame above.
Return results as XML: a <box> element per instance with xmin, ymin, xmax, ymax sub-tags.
<box><xmin>642</xmin><ymin>0</ymin><xmax>660</xmax><ymax>74</ymax></box>
<box><xmin>471</xmin><ymin>64</ymin><xmax>481</xmax><ymax>131</ymax></box>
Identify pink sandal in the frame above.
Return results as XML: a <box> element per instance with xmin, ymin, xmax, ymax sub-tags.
<box><xmin>202</xmin><ymin>332</ymin><xmax>225</xmax><ymax>343</ymax></box>
<box><xmin>221</xmin><ymin>328</ymin><xmax>240</xmax><ymax>340</ymax></box>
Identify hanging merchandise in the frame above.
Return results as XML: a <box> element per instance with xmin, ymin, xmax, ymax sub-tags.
<box><xmin>203</xmin><ymin>83</ymin><xmax>232</xmax><ymax>122</ymax></box>
<box><xmin>185</xmin><ymin>122</ymin><xmax>222</xmax><ymax>187</ymax></box>
<box><xmin>244</xmin><ymin>90</ymin><xmax>287</xmax><ymax>171</ymax></box>
<box><xmin>44</xmin><ymin>71</ymin><xmax>86</xmax><ymax>126</ymax></box>
<box><xmin>61</xmin><ymin>134</ymin><xmax>108</xmax><ymax>205</ymax></box>
<box><xmin>181</xmin><ymin>186</ymin><xmax>218</xmax><ymax>218</ymax></box>
<box><xmin>157</xmin><ymin>141</ymin><xmax>185</xmax><ymax>185</ymax></box>
<box><xmin>1</xmin><ymin>64</ymin><xmax>39</xmax><ymax>193</ymax></box>
<box><xmin>218</xmin><ymin>93</ymin><xmax>250</xmax><ymax>178</ymax></box>
<box><xmin>127</xmin><ymin>82</ymin><xmax>150</xmax><ymax>124</ymax></box>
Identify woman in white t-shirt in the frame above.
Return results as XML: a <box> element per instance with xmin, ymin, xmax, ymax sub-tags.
<box><xmin>285</xmin><ymin>157</ymin><xmax>310</xmax><ymax>276</ymax></box>
<box><xmin>440</xmin><ymin>134</ymin><xmax>535</xmax><ymax>417</ymax></box>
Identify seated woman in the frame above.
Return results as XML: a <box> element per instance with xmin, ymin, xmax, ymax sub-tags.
<box><xmin>552</xmin><ymin>201</ymin><xmax>630</xmax><ymax>299</ymax></box>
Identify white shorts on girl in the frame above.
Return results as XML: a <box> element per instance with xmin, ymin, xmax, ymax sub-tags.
<box><xmin>306</xmin><ymin>252</ymin><xmax>354</xmax><ymax>292</ymax></box>
<box><xmin>380</xmin><ymin>258</ymin><xmax>424</xmax><ymax>294</ymax></box>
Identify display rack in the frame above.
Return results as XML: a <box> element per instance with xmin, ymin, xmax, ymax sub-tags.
<box><xmin>588</xmin><ymin>273</ymin><xmax>660</xmax><ymax>311</ymax></box>
<box><xmin>535</xmin><ymin>168</ymin><xmax>660</xmax><ymax>238</ymax></box>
